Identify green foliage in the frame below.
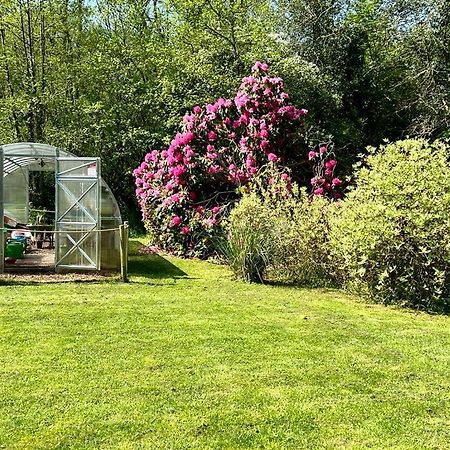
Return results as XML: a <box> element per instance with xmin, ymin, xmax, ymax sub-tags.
<box><xmin>329</xmin><ymin>139</ymin><xmax>450</xmax><ymax>311</ymax></box>
<box><xmin>270</xmin><ymin>191</ymin><xmax>336</xmax><ymax>287</ymax></box>
<box><xmin>279</xmin><ymin>0</ymin><xmax>450</xmax><ymax>157</ymax></box>
<box><xmin>223</xmin><ymin>177</ymin><xmax>336</xmax><ymax>287</ymax></box>
<box><xmin>222</xmin><ymin>193</ymin><xmax>274</xmax><ymax>283</ymax></box>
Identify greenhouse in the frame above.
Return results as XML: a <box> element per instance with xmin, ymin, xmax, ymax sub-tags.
<box><xmin>0</xmin><ymin>143</ymin><xmax>122</xmax><ymax>273</ymax></box>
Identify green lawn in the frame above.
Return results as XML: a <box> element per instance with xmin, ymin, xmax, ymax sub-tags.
<box><xmin>0</xmin><ymin>241</ymin><xmax>449</xmax><ymax>449</ymax></box>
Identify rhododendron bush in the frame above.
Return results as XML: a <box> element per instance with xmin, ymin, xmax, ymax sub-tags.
<box><xmin>134</xmin><ymin>62</ymin><xmax>340</xmax><ymax>256</ymax></box>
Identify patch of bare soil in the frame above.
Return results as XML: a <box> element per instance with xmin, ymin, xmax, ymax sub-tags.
<box><xmin>0</xmin><ymin>272</ymin><xmax>119</xmax><ymax>284</ymax></box>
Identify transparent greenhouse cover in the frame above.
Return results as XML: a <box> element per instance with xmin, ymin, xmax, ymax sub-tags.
<box><xmin>1</xmin><ymin>143</ymin><xmax>122</xmax><ymax>271</ymax></box>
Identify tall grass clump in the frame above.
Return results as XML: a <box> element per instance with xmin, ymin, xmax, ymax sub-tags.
<box><xmin>222</xmin><ymin>193</ymin><xmax>275</xmax><ymax>283</ymax></box>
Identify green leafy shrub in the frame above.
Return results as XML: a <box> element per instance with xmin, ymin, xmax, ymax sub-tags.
<box><xmin>271</xmin><ymin>191</ymin><xmax>336</xmax><ymax>286</ymax></box>
<box><xmin>329</xmin><ymin>139</ymin><xmax>450</xmax><ymax>311</ymax></box>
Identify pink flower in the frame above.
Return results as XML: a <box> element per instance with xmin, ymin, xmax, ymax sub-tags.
<box><xmin>314</xmin><ymin>188</ymin><xmax>324</xmax><ymax>196</ymax></box>
<box><xmin>207</xmin><ymin>217</ymin><xmax>217</xmax><ymax>227</ymax></box>
<box><xmin>252</xmin><ymin>61</ymin><xmax>269</xmax><ymax>72</ymax></box>
<box><xmin>180</xmin><ymin>226</ymin><xmax>190</xmax><ymax>235</ymax></box>
<box><xmin>325</xmin><ymin>159</ymin><xmax>337</xmax><ymax>169</ymax></box>
<box><xmin>171</xmin><ymin>216</ymin><xmax>182</xmax><ymax>227</ymax></box>
<box><xmin>260</xmin><ymin>129</ymin><xmax>269</xmax><ymax>138</ymax></box>
<box><xmin>183</xmin><ymin>113</ymin><xmax>195</xmax><ymax>124</ymax></box>
<box><xmin>332</xmin><ymin>177</ymin><xmax>342</xmax><ymax>186</ymax></box>
<box><xmin>240</xmin><ymin>113</ymin><xmax>249</xmax><ymax>125</ymax></box>
<box><xmin>184</xmin><ymin>146</ymin><xmax>194</xmax><ymax>158</ymax></box>
<box><xmin>212</xmin><ymin>206</ymin><xmax>221</xmax><ymax>214</ymax></box>
<box><xmin>261</xmin><ymin>140</ymin><xmax>270</xmax><ymax>150</ymax></box>
<box><xmin>196</xmin><ymin>206</ymin><xmax>204</xmax><ymax>215</ymax></box>
<box><xmin>308</xmin><ymin>151</ymin><xmax>318</xmax><ymax>160</ymax></box>
<box><xmin>208</xmin><ymin>165</ymin><xmax>222</xmax><ymax>174</ymax></box>
<box><xmin>171</xmin><ymin>165</ymin><xmax>185</xmax><ymax>178</ymax></box>
<box><xmin>165</xmin><ymin>180</ymin><xmax>175</xmax><ymax>191</ymax></box>
<box><xmin>193</xmin><ymin>105</ymin><xmax>201</xmax><ymax>114</ymax></box>
<box><xmin>242</xmin><ymin>76</ymin><xmax>256</xmax><ymax>85</ymax></box>
<box><xmin>281</xmin><ymin>173</ymin><xmax>290</xmax><ymax>181</ymax></box>
<box><xmin>319</xmin><ymin>146</ymin><xmax>328</xmax><ymax>154</ymax></box>
<box><xmin>267</xmin><ymin>153</ymin><xmax>278</xmax><ymax>162</ymax></box>
<box><xmin>208</xmin><ymin>131</ymin><xmax>217</xmax><ymax>141</ymax></box>
<box><xmin>206</xmin><ymin>103</ymin><xmax>218</xmax><ymax>114</ymax></box>
<box><xmin>246</xmin><ymin>156</ymin><xmax>256</xmax><ymax>168</ymax></box>
<box><xmin>235</xmin><ymin>92</ymin><xmax>249</xmax><ymax>109</ymax></box>
<box><xmin>171</xmin><ymin>193</ymin><xmax>182</xmax><ymax>203</ymax></box>
<box><xmin>179</xmin><ymin>131</ymin><xmax>194</xmax><ymax>145</ymax></box>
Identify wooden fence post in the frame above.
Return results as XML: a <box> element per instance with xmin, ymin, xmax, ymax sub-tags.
<box><xmin>124</xmin><ymin>221</ymin><xmax>129</xmax><ymax>282</ymax></box>
<box><xmin>120</xmin><ymin>222</ymin><xmax>129</xmax><ymax>282</ymax></box>
<box><xmin>0</xmin><ymin>229</ymin><xmax>4</xmax><ymax>274</ymax></box>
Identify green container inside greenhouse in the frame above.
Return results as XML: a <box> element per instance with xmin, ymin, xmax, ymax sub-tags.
<box><xmin>5</xmin><ymin>240</ymin><xmax>25</xmax><ymax>259</ymax></box>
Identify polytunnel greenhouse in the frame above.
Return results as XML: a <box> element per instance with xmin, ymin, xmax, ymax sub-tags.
<box><xmin>0</xmin><ymin>143</ymin><xmax>122</xmax><ymax>273</ymax></box>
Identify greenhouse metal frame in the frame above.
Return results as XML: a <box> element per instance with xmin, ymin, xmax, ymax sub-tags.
<box><xmin>0</xmin><ymin>143</ymin><xmax>122</xmax><ymax>273</ymax></box>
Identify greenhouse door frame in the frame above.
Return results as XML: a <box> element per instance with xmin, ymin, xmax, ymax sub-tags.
<box><xmin>55</xmin><ymin>156</ymin><xmax>101</xmax><ymax>272</ymax></box>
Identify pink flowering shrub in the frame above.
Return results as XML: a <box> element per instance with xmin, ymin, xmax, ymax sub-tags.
<box><xmin>134</xmin><ymin>62</ymin><xmax>316</xmax><ymax>256</ymax></box>
<box><xmin>309</xmin><ymin>145</ymin><xmax>342</xmax><ymax>199</ymax></box>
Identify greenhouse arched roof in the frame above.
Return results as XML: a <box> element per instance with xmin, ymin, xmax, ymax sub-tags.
<box><xmin>2</xmin><ymin>142</ymin><xmax>77</xmax><ymax>176</ymax></box>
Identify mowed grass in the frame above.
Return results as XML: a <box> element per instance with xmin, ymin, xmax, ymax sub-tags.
<box><xmin>0</xmin><ymin>241</ymin><xmax>449</xmax><ymax>449</ymax></box>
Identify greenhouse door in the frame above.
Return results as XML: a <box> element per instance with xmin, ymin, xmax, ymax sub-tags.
<box><xmin>55</xmin><ymin>157</ymin><xmax>101</xmax><ymax>271</ymax></box>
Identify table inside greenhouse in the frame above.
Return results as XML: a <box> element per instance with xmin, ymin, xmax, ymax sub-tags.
<box><xmin>28</xmin><ymin>225</ymin><xmax>54</xmax><ymax>249</ymax></box>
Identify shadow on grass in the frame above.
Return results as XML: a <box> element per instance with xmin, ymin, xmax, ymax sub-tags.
<box><xmin>128</xmin><ymin>253</ymin><xmax>188</xmax><ymax>280</ymax></box>
<box><xmin>0</xmin><ymin>253</ymin><xmax>187</xmax><ymax>285</ymax></box>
